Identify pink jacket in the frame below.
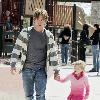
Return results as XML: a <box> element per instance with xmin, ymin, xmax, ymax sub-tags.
<box><xmin>58</xmin><ymin>72</ymin><xmax>90</xmax><ymax>100</ymax></box>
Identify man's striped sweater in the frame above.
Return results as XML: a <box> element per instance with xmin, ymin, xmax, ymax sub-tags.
<box><xmin>10</xmin><ymin>26</ymin><xmax>58</xmax><ymax>74</ymax></box>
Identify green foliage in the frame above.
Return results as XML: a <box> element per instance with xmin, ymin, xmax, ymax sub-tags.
<box><xmin>23</xmin><ymin>18</ymin><xmax>29</xmax><ymax>28</ymax></box>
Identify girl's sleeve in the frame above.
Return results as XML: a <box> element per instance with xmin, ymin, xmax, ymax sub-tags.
<box><xmin>59</xmin><ymin>74</ymin><xmax>71</xmax><ymax>83</ymax></box>
<box><xmin>84</xmin><ymin>75</ymin><xmax>90</xmax><ymax>99</ymax></box>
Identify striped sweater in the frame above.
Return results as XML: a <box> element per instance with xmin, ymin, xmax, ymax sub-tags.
<box><xmin>10</xmin><ymin>26</ymin><xmax>58</xmax><ymax>73</ymax></box>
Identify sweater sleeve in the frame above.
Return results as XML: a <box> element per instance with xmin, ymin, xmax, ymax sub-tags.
<box><xmin>84</xmin><ymin>75</ymin><xmax>90</xmax><ymax>98</ymax></box>
<box><xmin>58</xmin><ymin>74</ymin><xmax>71</xmax><ymax>83</ymax></box>
<box><xmin>10</xmin><ymin>31</ymin><xmax>23</xmax><ymax>68</ymax></box>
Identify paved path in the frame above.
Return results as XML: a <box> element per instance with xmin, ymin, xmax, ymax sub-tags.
<box><xmin>0</xmin><ymin>55</ymin><xmax>100</xmax><ymax>100</ymax></box>
<box><xmin>46</xmin><ymin>65</ymin><xmax>100</xmax><ymax>100</ymax></box>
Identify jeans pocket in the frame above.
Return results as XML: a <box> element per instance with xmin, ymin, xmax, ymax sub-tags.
<box><xmin>36</xmin><ymin>68</ymin><xmax>47</xmax><ymax>79</ymax></box>
<box><xmin>22</xmin><ymin>68</ymin><xmax>33</xmax><ymax>78</ymax></box>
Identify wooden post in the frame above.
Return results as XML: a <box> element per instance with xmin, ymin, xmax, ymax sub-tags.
<box><xmin>0</xmin><ymin>1</ymin><xmax>2</xmax><ymax>57</ymax></box>
<box><xmin>19</xmin><ymin>0</ymin><xmax>24</xmax><ymax>31</ymax></box>
<box><xmin>71</xmin><ymin>4</ymin><xmax>78</xmax><ymax>63</ymax></box>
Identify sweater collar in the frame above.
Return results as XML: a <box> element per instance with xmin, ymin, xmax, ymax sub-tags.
<box><xmin>72</xmin><ymin>71</ymin><xmax>84</xmax><ymax>80</ymax></box>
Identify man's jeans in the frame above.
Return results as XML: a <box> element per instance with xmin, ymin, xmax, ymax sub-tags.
<box><xmin>61</xmin><ymin>44</ymin><xmax>69</xmax><ymax>64</ymax></box>
<box><xmin>92</xmin><ymin>45</ymin><xmax>99</xmax><ymax>71</ymax></box>
<box><xmin>97</xmin><ymin>49</ymin><xmax>100</xmax><ymax>72</ymax></box>
<box><xmin>22</xmin><ymin>67</ymin><xmax>47</xmax><ymax>100</ymax></box>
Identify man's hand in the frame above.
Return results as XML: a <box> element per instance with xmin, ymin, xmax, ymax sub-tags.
<box><xmin>10</xmin><ymin>67</ymin><xmax>16</xmax><ymax>75</ymax></box>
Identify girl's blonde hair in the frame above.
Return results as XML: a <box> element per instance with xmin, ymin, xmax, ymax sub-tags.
<box><xmin>72</xmin><ymin>60</ymin><xmax>86</xmax><ymax>71</ymax></box>
<box><xmin>33</xmin><ymin>8</ymin><xmax>48</xmax><ymax>22</ymax></box>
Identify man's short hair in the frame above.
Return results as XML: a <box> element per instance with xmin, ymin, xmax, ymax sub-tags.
<box><xmin>94</xmin><ymin>24</ymin><xmax>99</xmax><ymax>29</ymax></box>
<box><xmin>33</xmin><ymin>8</ymin><xmax>48</xmax><ymax>22</ymax></box>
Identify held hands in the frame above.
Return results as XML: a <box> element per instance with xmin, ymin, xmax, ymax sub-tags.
<box><xmin>84</xmin><ymin>95</ymin><xmax>89</xmax><ymax>99</ymax></box>
<box><xmin>54</xmin><ymin>73</ymin><xmax>60</xmax><ymax>81</ymax></box>
<box><xmin>54</xmin><ymin>69</ymin><xmax>60</xmax><ymax>81</ymax></box>
<box><xmin>10</xmin><ymin>67</ymin><xmax>16</xmax><ymax>75</ymax></box>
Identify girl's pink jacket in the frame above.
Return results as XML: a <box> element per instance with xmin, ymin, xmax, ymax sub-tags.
<box><xmin>58</xmin><ymin>72</ymin><xmax>90</xmax><ymax>100</ymax></box>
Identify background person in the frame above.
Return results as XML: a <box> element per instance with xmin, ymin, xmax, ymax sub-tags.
<box><xmin>59</xmin><ymin>25</ymin><xmax>71</xmax><ymax>65</ymax></box>
<box><xmin>89</xmin><ymin>24</ymin><xmax>100</xmax><ymax>72</ymax></box>
<box><xmin>79</xmin><ymin>24</ymin><xmax>90</xmax><ymax>61</ymax></box>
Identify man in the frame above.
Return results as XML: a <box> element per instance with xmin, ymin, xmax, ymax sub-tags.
<box><xmin>10</xmin><ymin>9</ymin><xmax>58</xmax><ymax>100</ymax></box>
<box><xmin>59</xmin><ymin>25</ymin><xmax>71</xmax><ymax>65</ymax></box>
<box><xmin>89</xmin><ymin>24</ymin><xmax>100</xmax><ymax>72</ymax></box>
<box><xmin>79</xmin><ymin>24</ymin><xmax>90</xmax><ymax>62</ymax></box>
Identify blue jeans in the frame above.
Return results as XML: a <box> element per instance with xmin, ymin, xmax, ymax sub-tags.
<box><xmin>22</xmin><ymin>67</ymin><xmax>47</xmax><ymax>100</ymax></box>
<box><xmin>61</xmin><ymin>44</ymin><xmax>69</xmax><ymax>64</ymax></box>
<box><xmin>97</xmin><ymin>49</ymin><xmax>100</xmax><ymax>72</ymax></box>
<box><xmin>92</xmin><ymin>45</ymin><xmax>99</xmax><ymax>70</ymax></box>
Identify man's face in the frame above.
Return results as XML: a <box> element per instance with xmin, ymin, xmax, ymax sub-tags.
<box><xmin>34</xmin><ymin>15</ymin><xmax>46</xmax><ymax>30</ymax></box>
<box><xmin>94</xmin><ymin>26</ymin><xmax>97</xmax><ymax>30</ymax></box>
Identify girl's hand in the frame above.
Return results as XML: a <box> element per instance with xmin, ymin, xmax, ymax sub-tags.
<box><xmin>84</xmin><ymin>95</ymin><xmax>89</xmax><ymax>99</ymax></box>
<box><xmin>54</xmin><ymin>74</ymin><xmax>60</xmax><ymax>81</ymax></box>
<box><xmin>10</xmin><ymin>67</ymin><xmax>16</xmax><ymax>75</ymax></box>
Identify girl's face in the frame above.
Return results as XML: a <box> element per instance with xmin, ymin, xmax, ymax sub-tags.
<box><xmin>74</xmin><ymin>65</ymin><xmax>83</xmax><ymax>74</ymax></box>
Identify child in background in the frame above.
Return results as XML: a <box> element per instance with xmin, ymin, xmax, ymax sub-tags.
<box><xmin>54</xmin><ymin>60</ymin><xmax>90</xmax><ymax>100</ymax></box>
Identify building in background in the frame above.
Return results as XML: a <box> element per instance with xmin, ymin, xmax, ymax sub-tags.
<box><xmin>49</xmin><ymin>2</ymin><xmax>86</xmax><ymax>30</ymax></box>
<box><xmin>75</xmin><ymin>6</ymin><xmax>86</xmax><ymax>31</ymax></box>
<box><xmin>24</xmin><ymin>0</ymin><xmax>45</xmax><ymax>26</ymax></box>
<box><xmin>1</xmin><ymin>0</ymin><xmax>24</xmax><ymax>31</ymax></box>
<box><xmin>91</xmin><ymin>1</ymin><xmax>100</xmax><ymax>25</ymax></box>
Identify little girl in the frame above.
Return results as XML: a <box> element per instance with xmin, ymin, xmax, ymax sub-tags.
<box><xmin>54</xmin><ymin>60</ymin><xmax>90</xmax><ymax>100</ymax></box>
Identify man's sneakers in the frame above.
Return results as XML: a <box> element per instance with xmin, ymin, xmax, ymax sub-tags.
<box><xmin>89</xmin><ymin>68</ymin><xmax>98</xmax><ymax>72</ymax></box>
<box><xmin>62</xmin><ymin>63</ymin><xmax>66</xmax><ymax>66</ymax></box>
